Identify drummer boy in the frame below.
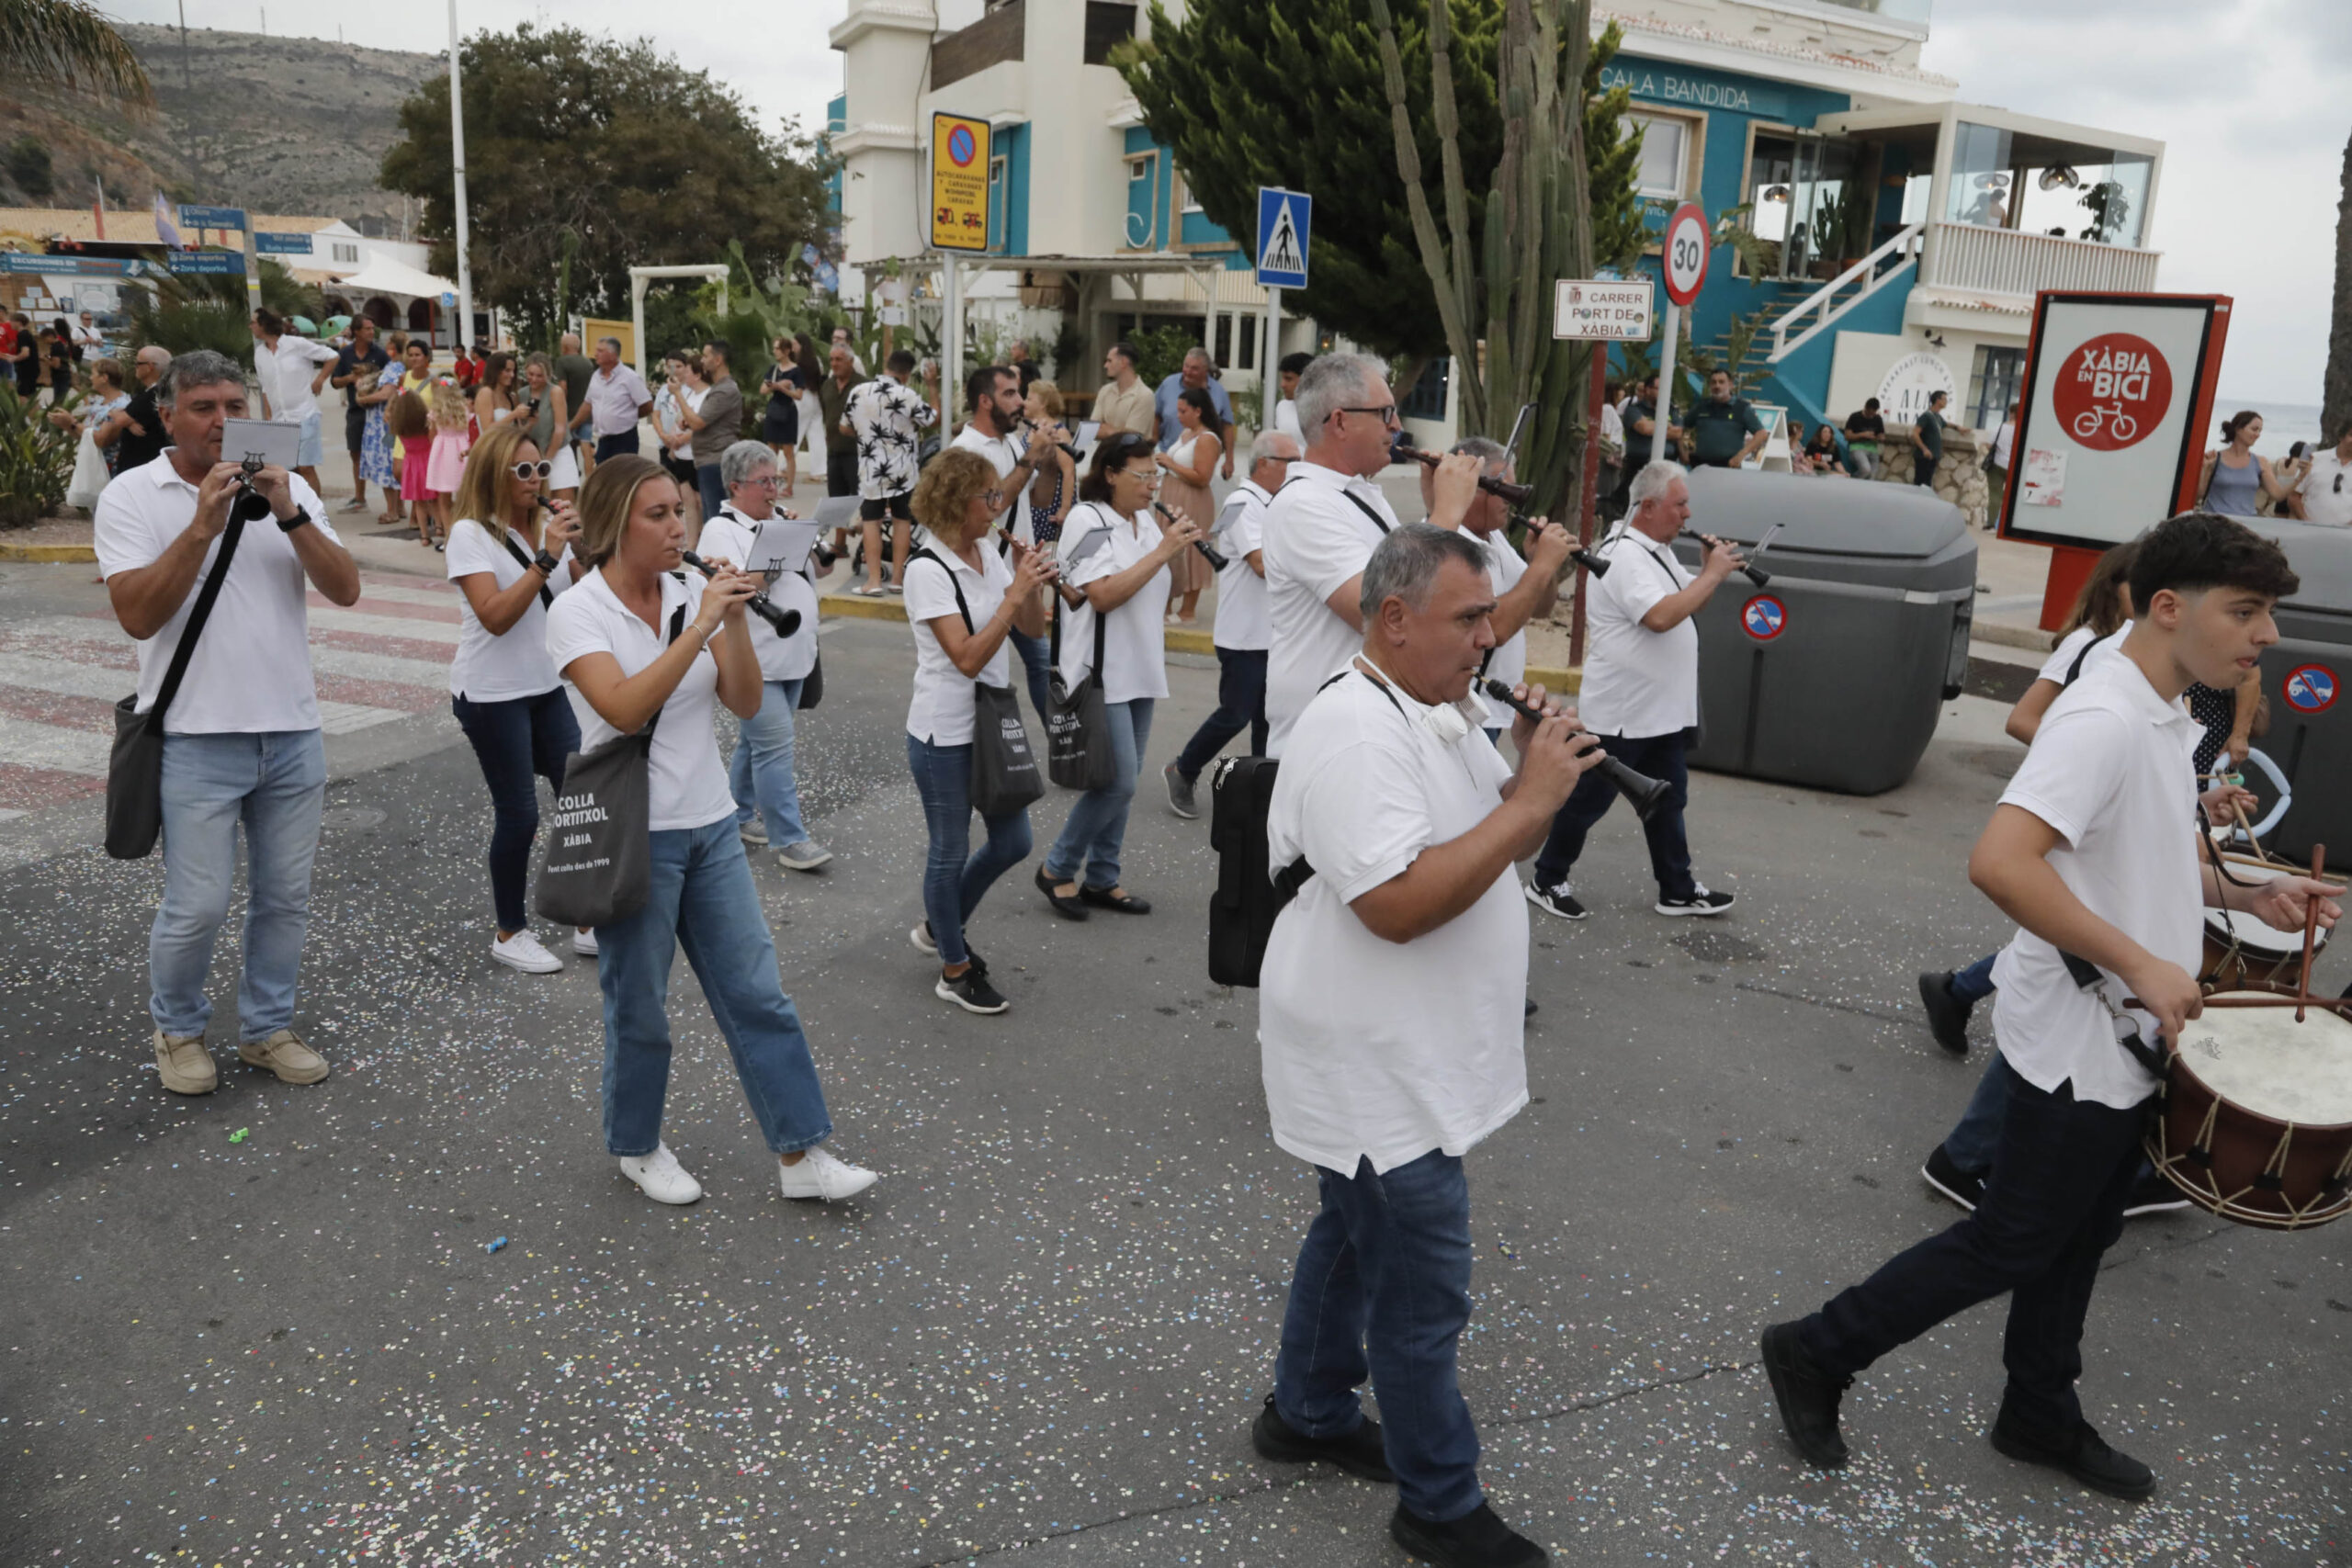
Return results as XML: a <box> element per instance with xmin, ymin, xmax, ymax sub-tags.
<box><xmin>1762</xmin><ymin>512</ymin><xmax>2338</xmax><ymax>1499</ymax></box>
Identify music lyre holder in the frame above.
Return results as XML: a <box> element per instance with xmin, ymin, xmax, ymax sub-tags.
<box><xmin>1480</xmin><ymin>679</ymin><xmax>1671</xmax><ymax>821</ymax></box>
<box><xmin>680</xmin><ymin>550</ymin><xmax>802</xmax><ymax>637</ymax></box>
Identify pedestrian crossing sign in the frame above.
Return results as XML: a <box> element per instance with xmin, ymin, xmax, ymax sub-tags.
<box><xmin>1255</xmin><ymin>187</ymin><xmax>1311</xmax><ymax>290</ymax></box>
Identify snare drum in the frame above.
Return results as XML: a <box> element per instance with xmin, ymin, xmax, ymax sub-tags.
<box><xmin>2148</xmin><ymin>994</ymin><xmax>2352</xmax><ymax>1230</ymax></box>
<box><xmin>2199</xmin><ymin>860</ymin><xmax>2328</xmax><ymax>993</ymax></box>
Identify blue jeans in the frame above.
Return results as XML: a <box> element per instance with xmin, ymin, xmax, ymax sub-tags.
<box><xmin>594</xmin><ymin>430</ymin><xmax>639</xmax><ymax>462</ymax></box>
<box><xmin>1951</xmin><ymin>952</ymin><xmax>1998</xmax><ymax>1004</ymax></box>
<box><xmin>1531</xmin><ymin>728</ymin><xmax>1694</xmax><ymax>900</ymax></box>
<box><xmin>1274</xmin><ymin>1150</ymin><xmax>1483</xmax><ymax>1522</ymax></box>
<box><xmin>729</xmin><ymin>677</ymin><xmax>809</xmax><ymax>849</ymax></box>
<box><xmin>1008</xmin><ymin>627</ymin><xmax>1053</xmax><ymax>728</ymax></box>
<box><xmin>1804</xmin><ymin>1074</ymin><xmax>2147</xmax><ymax>1433</ymax></box>
<box><xmin>594</xmin><ymin>818</ymin><xmax>832</xmax><ymax>1157</ymax></box>
<box><xmin>907</xmin><ymin>733</ymin><xmax>1035</xmax><ymax>966</ymax></box>
<box><xmin>1173</xmin><ymin>647</ymin><xmax>1268</xmax><ymax>782</ymax></box>
<box><xmin>151</xmin><ymin>729</ymin><xmax>326</xmax><ymax>1041</ymax></box>
<box><xmin>1046</xmin><ymin>696</ymin><xmax>1153</xmax><ymax>890</ymax></box>
<box><xmin>453</xmin><ymin>687</ymin><xmax>580</xmax><ymax>933</ymax></box>
<box><xmin>696</xmin><ymin>462</ymin><xmax>726</xmax><ymax>519</ymax></box>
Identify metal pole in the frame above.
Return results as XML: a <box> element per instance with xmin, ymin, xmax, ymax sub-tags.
<box><xmin>1571</xmin><ymin>345</ymin><xmax>1606</xmax><ymax>669</ymax></box>
<box><xmin>1264</xmin><ymin>286</ymin><xmax>1282</xmax><ymax>432</ymax></box>
<box><xmin>944</xmin><ymin>258</ymin><xmax>963</xmax><ymax>437</ymax></box>
<box><xmin>1651</xmin><ymin>301</ymin><xmax>1679</xmax><ymax>467</ymax></box>
<box><xmin>243</xmin><ymin>221</ymin><xmax>260</xmax><ymax>314</ymax></box>
<box><xmin>447</xmin><ymin>0</ymin><xmax>475</xmax><ymax>356</ymax></box>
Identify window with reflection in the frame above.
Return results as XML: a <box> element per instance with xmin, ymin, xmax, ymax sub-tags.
<box><xmin>1944</xmin><ymin>121</ymin><xmax>2150</xmax><ymax>247</ymax></box>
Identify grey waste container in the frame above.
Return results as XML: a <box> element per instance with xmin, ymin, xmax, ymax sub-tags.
<box><xmin>2222</xmin><ymin>515</ymin><xmax>2352</xmax><ymax>866</ymax></box>
<box><xmin>1663</xmin><ymin>468</ymin><xmax>1976</xmax><ymax>795</ymax></box>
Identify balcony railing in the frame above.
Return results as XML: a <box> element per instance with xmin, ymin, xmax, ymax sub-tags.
<box><xmin>1918</xmin><ymin>221</ymin><xmax>2160</xmax><ymax>303</ymax></box>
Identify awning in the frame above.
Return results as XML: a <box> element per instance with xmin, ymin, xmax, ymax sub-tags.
<box><xmin>324</xmin><ymin>254</ymin><xmax>455</xmax><ymax>301</ymax></box>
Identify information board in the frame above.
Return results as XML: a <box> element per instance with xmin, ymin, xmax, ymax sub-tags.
<box><xmin>930</xmin><ymin>113</ymin><xmax>992</xmax><ymax>254</ymax></box>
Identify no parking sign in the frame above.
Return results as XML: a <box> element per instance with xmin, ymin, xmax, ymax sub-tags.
<box><xmin>2284</xmin><ymin>664</ymin><xmax>2338</xmax><ymax>714</ymax></box>
<box><xmin>1742</xmin><ymin>594</ymin><xmax>1786</xmax><ymax>641</ymax></box>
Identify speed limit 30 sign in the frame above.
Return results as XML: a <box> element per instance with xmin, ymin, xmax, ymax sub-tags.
<box><xmin>1662</xmin><ymin>202</ymin><xmax>1710</xmax><ymax>307</ymax></box>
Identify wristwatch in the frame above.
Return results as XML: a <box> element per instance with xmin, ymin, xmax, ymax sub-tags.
<box><xmin>534</xmin><ymin>548</ymin><xmax>561</xmax><ymax>575</ymax></box>
<box><xmin>276</xmin><ymin>504</ymin><xmax>312</xmax><ymax>535</ymax></box>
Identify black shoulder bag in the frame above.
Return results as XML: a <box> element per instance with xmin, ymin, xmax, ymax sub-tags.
<box><xmin>910</xmin><ymin>547</ymin><xmax>1043</xmax><ymax>817</ymax></box>
<box><xmin>105</xmin><ymin>514</ymin><xmax>249</xmax><ymax>859</ymax></box>
<box><xmin>1046</xmin><ymin>509</ymin><xmax>1117</xmax><ymax>791</ymax></box>
<box><xmin>533</xmin><ymin>591</ymin><xmax>690</xmax><ymax>929</ymax></box>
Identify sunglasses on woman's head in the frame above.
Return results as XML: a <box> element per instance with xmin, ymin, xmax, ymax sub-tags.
<box><xmin>510</xmin><ymin>460</ymin><xmax>553</xmax><ymax>479</ymax></box>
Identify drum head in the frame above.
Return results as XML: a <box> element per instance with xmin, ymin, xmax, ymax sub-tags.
<box><xmin>2205</xmin><ymin>863</ymin><xmax>2332</xmax><ymax>958</ymax></box>
<box><xmin>2176</xmin><ymin>994</ymin><xmax>2352</xmax><ymax>1127</ymax></box>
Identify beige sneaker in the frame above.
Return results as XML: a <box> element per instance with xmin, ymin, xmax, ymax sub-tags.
<box><xmin>238</xmin><ymin>1028</ymin><xmax>329</xmax><ymax>1085</ymax></box>
<box><xmin>153</xmin><ymin>1029</ymin><xmax>217</xmax><ymax>1096</ymax></box>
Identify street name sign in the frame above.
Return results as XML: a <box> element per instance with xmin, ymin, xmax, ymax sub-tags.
<box><xmin>1553</xmin><ymin>278</ymin><xmax>1653</xmax><ymax>340</ymax></box>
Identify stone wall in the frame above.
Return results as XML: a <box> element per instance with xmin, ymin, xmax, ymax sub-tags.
<box><xmin>1873</xmin><ymin>423</ymin><xmax>1989</xmax><ymax>529</ymax></box>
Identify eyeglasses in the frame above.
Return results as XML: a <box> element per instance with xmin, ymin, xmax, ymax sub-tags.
<box><xmin>509</xmin><ymin>460</ymin><xmax>553</xmax><ymax>479</ymax></box>
<box><xmin>980</xmin><ymin>488</ymin><xmax>1005</xmax><ymax>505</ymax></box>
<box><xmin>1340</xmin><ymin>404</ymin><xmax>1402</xmax><ymax>427</ymax></box>
<box><xmin>743</xmin><ymin>474</ymin><xmax>781</xmax><ymax>489</ymax></box>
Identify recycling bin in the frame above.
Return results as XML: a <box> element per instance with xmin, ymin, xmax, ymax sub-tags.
<box><xmin>2228</xmin><ymin>515</ymin><xmax>2352</xmax><ymax>866</ymax></box>
<box><xmin>1667</xmin><ymin>467</ymin><xmax>1976</xmax><ymax>795</ymax></box>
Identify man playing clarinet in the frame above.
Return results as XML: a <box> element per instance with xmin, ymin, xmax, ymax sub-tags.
<box><xmin>1762</xmin><ymin>513</ymin><xmax>2337</xmax><ymax>1498</ymax></box>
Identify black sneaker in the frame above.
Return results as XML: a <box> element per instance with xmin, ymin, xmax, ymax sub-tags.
<box><xmin>1388</xmin><ymin>1501</ymin><xmax>1546</xmax><ymax>1568</ymax></box>
<box><xmin>2122</xmin><ymin>1168</ymin><xmax>2191</xmax><ymax>1218</ymax></box>
<box><xmin>1656</xmin><ymin>886</ymin><xmax>1736</xmax><ymax>917</ymax></box>
<box><xmin>1163</xmin><ymin>761</ymin><xmax>1199</xmax><ymax>820</ymax></box>
<box><xmin>935</xmin><ymin>966</ymin><xmax>1009</xmax><ymax>1015</ymax></box>
<box><xmin>1249</xmin><ymin>1394</ymin><xmax>1393</xmax><ymax>1483</ymax></box>
<box><xmin>1921</xmin><ymin>1144</ymin><xmax>1985</xmax><ymax>1211</ymax></box>
<box><xmin>1760</xmin><ymin>1320</ymin><xmax>1851</xmax><ymax>1469</ymax></box>
<box><xmin>1524</xmin><ymin>881</ymin><xmax>1589</xmax><ymax>920</ymax></box>
<box><xmin>1917</xmin><ymin>970</ymin><xmax>1974</xmax><ymax>1055</ymax></box>
<box><xmin>1988</xmin><ymin>1405</ymin><xmax>2154</xmax><ymax>1501</ymax></box>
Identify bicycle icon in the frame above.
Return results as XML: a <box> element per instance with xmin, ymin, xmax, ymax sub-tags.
<box><xmin>2072</xmin><ymin>401</ymin><xmax>2138</xmax><ymax>442</ymax></box>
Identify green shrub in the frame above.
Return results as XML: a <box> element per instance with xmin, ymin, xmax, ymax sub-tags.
<box><xmin>0</xmin><ymin>384</ymin><xmax>83</xmax><ymax>528</ymax></box>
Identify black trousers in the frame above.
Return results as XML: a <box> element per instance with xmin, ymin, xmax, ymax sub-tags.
<box><xmin>1799</xmin><ymin>1069</ymin><xmax>2147</xmax><ymax>1432</ymax></box>
<box><xmin>1530</xmin><ymin>728</ymin><xmax>1693</xmax><ymax>901</ymax></box>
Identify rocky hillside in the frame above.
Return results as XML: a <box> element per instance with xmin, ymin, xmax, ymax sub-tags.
<box><xmin>0</xmin><ymin>24</ymin><xmax>441</xmax><ymax>231</ymax></box>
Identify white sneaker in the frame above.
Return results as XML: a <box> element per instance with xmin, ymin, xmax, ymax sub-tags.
<box><xmin>572</xmin><ymin>928</ymin><xmax>599</xmax><ymax>956</ymax></box>
<box><xmin>739</xmin><ymin>817</ymin><xmax>769</xmax><ymax>847</ymax></box>
<box><xmin>910</xmin><ymin>920</ymin><xmax>939</xmax><ymax>956</ymax></box>
<box><xmin>618</xmin><ymin>1143</ymin><xmax>702</xmax><ymax>1205</ymax></box>
<box><xmin>777</xmin><ymin>1145</ymin><xmax>877</xmax><ymax>1202</ymax></box>
<box><xmin>775</xmin><ymin>840</ymin><xmax>835</xmax><ymax>872</ymax></box>
<box><xmin>491</xmin><ymin>931</ymin><xmax>564</xmax><ymax>974</ymax></box>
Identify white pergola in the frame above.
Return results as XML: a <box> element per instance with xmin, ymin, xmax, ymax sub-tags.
<box><xmin>627</xmin><ymin>264</ymin><xmax>731</xmax><ymax>378</ymax></box>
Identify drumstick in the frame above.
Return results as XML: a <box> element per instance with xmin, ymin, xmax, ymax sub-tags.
<box><xmin>2120</xmin><ymin>993</ymin><xmax>2352</xmax><ymax>1013</ymax></box>
<box><xmin>2299</xmin><ymin>844</ymin><xmax>2326</xmax><ymax>1023</ymax></box>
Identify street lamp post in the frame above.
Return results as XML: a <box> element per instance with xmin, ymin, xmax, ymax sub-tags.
<box><xmin>447</xmin><ymin>0</ymin><xmax>475</xmax><ymax>353</ymax></box>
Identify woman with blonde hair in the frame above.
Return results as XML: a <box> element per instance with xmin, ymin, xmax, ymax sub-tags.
<box><xmin>903</xmin><ymin>446</ymin><xmax>1058</xmax><ymax>1014</ymax></box>
<box><xmin>544</xmin><ymin>455</ymin><xmax>878</xmax><ymax>1206</ymax></box>
<box><xmin>444</xmin><ymin>418</ymin><xmax>590</xmax><ymax>974</ymax></box>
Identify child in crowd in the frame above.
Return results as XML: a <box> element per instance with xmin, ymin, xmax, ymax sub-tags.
<box><xmin>421</xmin><ymin>378</ymin><xmax>472</xmax><ymax>550</ymax></box>
<box><xmin>389</xmin><ymin>388</ymin><xmax>435</xmax><ymax>547</ymax></box>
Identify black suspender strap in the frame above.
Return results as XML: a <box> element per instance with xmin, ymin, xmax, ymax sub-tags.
<box><xmin>908</xmin><ymin>547</ymin><xmax>970</xmax><ymax>631</ymax></box>
<box><xmin>2064</xmin><ymin>627</ymin><xmax>2122</xmax><ymax>687</ymax></box>
<box><xmin>1338</xmin><ymin>488</ymin><xmax>1392</xmax><ymax>536</ymax></box>
<box><xmin>492</xmin><ymin>525</ymin><xmax>554</xmax><ymax>608</ymax></box>
<box><xmin>150</xmin><ymin>514</ymin><xmax>248</xmax><ymax>726</ymax></box>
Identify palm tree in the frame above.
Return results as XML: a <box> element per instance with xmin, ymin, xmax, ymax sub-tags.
<box><xmin>1</xmin><ymin>0</ymin><xmax>153</xmax><ymax>107</ymax></box>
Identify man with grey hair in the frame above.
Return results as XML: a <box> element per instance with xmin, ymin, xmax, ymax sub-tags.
<box><xmin>694</xmin><ymin>439</ymin><xmax>831</xmax><ymax>872</ymax></box>
<box><xmin>1162</xmin><ymin>428</ymin><xmax>1300</xmax><ymax>815</ymax></box>
<box><xmin>583</xmin><ymin>335</ymin><xmax>653</xmax><ymax>462</ymax></box>
<box><xmin>1417</xmin><ymin>435</ymin><xmax>1576</xmax><ymax>739</ymax></box>
<box><xmin>1253</xmin><ymin>521</ymin><xmax>1598</xmax><ymax>1568</ymax></box>
<box><xmin>1153</xmin><ymin>345</ymin><xmax>1236</xmax><ymax>479</ymax></box>
<box><xmin>1261</xmin><ymin>353</ymin><xmax>1481</xmax><ymax>755</ymax></box>
<box><xmin>95</xmin><ymin>351</ymin><xmax>361</xmax><ymax>1097</ymax></box>
<box><xmin>93</xmin><ymin>343</ymin><xmax>173</xmax><ymax>474</ymax></box>
<box><xmin>1525</xmin><ymin>458</ymin><xmax>1744</xmax><ymax>921</ymax></box>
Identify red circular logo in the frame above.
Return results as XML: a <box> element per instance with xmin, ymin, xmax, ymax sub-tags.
<box><xmin>2051</xmin><ymin>332</ymin><xmax>2172</xmax><ymax>453</ymax></box>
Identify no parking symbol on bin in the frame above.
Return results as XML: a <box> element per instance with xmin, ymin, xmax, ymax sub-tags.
<box><xmin>2284</xmin><ymin>664</ymin><xmax>2338</xmax><ymax>714</ymax></box>
<box><xmin>1742</xmin><ymin>594</ymin><xmax>1786</xmax><ymax>641</ymax></box>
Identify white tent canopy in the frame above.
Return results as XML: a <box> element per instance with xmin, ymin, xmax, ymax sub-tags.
<box><xmin>326</xmin><ymin>253</ymin><xmax>455</xmax><ymax>302</ymax></box>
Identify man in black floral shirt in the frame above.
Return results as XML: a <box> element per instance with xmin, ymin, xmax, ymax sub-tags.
<box><xmin>845</xmin><ymin>349</ymin><xmax>940</xmax><ymax>595</ymax></box>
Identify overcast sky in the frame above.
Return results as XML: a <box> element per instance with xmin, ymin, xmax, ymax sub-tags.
<box><xmin>119</xmin><ymin>0</ymin><xmax>2343</xmax><ymax>409</ymax></box>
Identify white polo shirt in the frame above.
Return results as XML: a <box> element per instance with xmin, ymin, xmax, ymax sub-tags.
<box><xmin>266</xmin><ymin>334</ymin><xmax>338</xmax><ymax>424</ymax></box>
<box><xmin>1261</xmin><ymin>663</ymin><xmax>1529</xmax><ymax>1174</ymax></box>
<box><xmin>1989</xmin><ymin>655</ymin><xmax>2201</xmax><ymax>1110</ymax></box>
<box><xmin>2296</xmin><ymin>447</ymin><xmax>2352</xmax><ymax>528</ymax></box>
<box><xmin>903</xmin><ymin>543</ymin><xmax>1014</xmax><ymax>746</ymax></box>
<box><xmin>1263</xmin><ymin>461</ymin><xmax>1400</xmax><ymax>755</ymax></box>
<box><xmin>1057</xmin><ymin>502</ymin><xmax>1170</xmax><ymax>703</ymax></box>
<box><xmin>2035</xmin><ymin>620</ymin><xmax>2132</xmax><ymax>688</ymax></box>
<box><xmin>93</xmin><ymin>456</ymin><xmax>339</xmax><ymax>735</ymax></box>
<box><xmin>1475</xmin><ymin>527</ymin><xmax>1531</xmax><ymax>727</ymax></box>
<box><xmin>694</xmin><ymin>505</ymin><xmax>820</xmax><ymax>682</ymax></box>
<box><xmin>544</xmin><ymin>567</ymin><xmax>736</xmax><ymax>832</ymax></box>
<box><xmin>949</xmin><ymin>423</ymin><xmax>1035</xmax><ymax>544</ymax></box>
<box><xmin>1576</xmin><ymin>527</ymin><xmax>1695</xmax><ymax>739</ymax></box>
<box><xmin>1210</xmin><ymin>479</ymin><xmax>1272</xmax><ymax>652</ymax></box>
<box><xmin>444</xmin><ymin>515</ymin><xmax>578</xmax><ymax>701</ymax></box>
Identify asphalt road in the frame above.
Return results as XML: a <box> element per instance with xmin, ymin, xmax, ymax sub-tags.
<box><xmin>0</xmin><ymin>556</ymin><xmax>2345</xmax><ymax>1567</ymax></box>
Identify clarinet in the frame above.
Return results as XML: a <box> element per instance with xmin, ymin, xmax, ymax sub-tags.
<box><xmin>1479</xmin><ymin>680</ymin><xmax>1672</xmax><ymax>821</ymax></box>
<box><xmin>1153</xmin><ymin>502</ymin><xmax>1227</xmax><ymax>572</ymax></box>
<box><xmin>678</xmin><ymin>551</ymin><xmax>802</xmax><ymax>637</ymax></box>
